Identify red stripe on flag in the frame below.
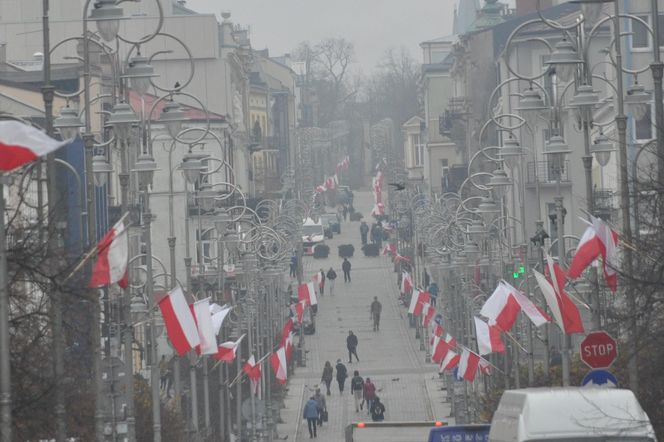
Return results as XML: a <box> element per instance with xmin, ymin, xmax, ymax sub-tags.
<box><xmin>0</xmin><ymin>143</ymin><xmax>40</xmax><ymax>171</ymax></box>
<box><xmin>159</xmin><ymin>296</ymin><xmax>191</xmax><ymax>356</ymax></box>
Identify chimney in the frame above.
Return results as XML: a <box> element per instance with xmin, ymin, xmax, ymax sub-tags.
<box><xmin>516</xmin><ymin>0</ymin><xmax>552</xmax><ymax>17</ymax></box>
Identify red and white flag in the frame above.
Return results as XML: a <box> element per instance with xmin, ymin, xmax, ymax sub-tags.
<box><xmin>158</xmin><ymin>286</ymin><xmax>200</xmax><ymax>356</ymax></box>
<box><xmin>370</xmin><ymin>202</ymin><xmax>385</xmax><ymax>217</ymax></box>
<box><xmin>315</xmin><ymin>184</ymin><xmax>327</xmax><ymax>193</ymax></box>
<box><xmin>280</xmin><ymin>321</ymin><xmax>294</xmax><ymax>361</ymax></box>
<box><xmin>214</xmin><ymin>334</ymin><xmax>245</xmax><ymax>363</ymax></box>
<box><xmin>439</xmin><ymin>350</ymin><xmax>460</xmax><ymax>372</ymax></box>
<box><xmin>394</xmin><ymin>254</ymin><xmax>411</xmax><ymax>264</ymax></box>
<box><xmin>479</xmin><ymin>358</ymin><xmax>492</xmax><ymax>375</ymax></box>
<box><xmin>458</xmin><ymin>348</ymin><xmax>481</xmax><ymax>382</ymax></box>
<box><xmin>211</xmin><ymin>305</ymin><xmax>232</xmax><ymax>336</ymax></box>
<box><xmin>474</xmin><ymin>317</ymin><xmax>505</xmax><ymax>355</ymax></box>
<box><xmin>444</xmin><ymin>333</ymin><xmax>457</xmax><ymax>349</ymax></box>
<box><xmin>568</xmin><ymin>216</ymin><xmax>619</xmax><ymax>292</ymax></box>
<box><xmin>421</xmin><ymin>303</ymin><xmax>436</xmax><ymax>328</ymax></box>
<box><xmin>298</xmin><ymin>282</ymin><xmax>318</xmax><ymax>306</ymax></box>
<box><xmin>270</xmin><ymin>347</ymin><xmax>288</xmax><ymax>384</ymax></box>
<box><xmin>243</xmin><ymin>355</ymin><xmax>262</xmax><ymax>396</ymax></box>
<box><xmin>382</xmin><ymin>243</ymin><xmax>396</xmax><ymax>256</ymax></box>
<box><xmin>431</xmin><ymin>322</ymin><xmax>444</xmax><ymax>339</ymax></box>
<box><xmin>533</xmin><ymin>256</ymin><xmax>584</xmax><ymax>335</ymax></box>
<box><xmin>192</xmin><ymin>298</ymin><xmax>219</xmax><ymax>355</ymax></box>
<box><xmin>480</xmin><ymin>282</ymin><xmax>521</xmax><ymax>331</ymax></box>
<box><xmin>401</xmin><ymin>272</ymin><xmax>413</xmax><ymax>294</ymax></box>
<box><xmin>408</xmin><ymin>289</ymin><xmax>430</xmax><ymax>316</ymax></box>
<box><xmin>89</xmin><ymin>218</ymin><xmax>129</xmax><ymax>289</ymax></box>
<box><xmin>0</xmin><ymin>120</ymin><xmax>71</xmax><ymax>171</ymax></box>
<box><xmin>503</xmin><ymin>281</ymin><xmax>551</xmax><ymax>327</ymax></box>
<box><xmin>431</xmin><ymin>335</ymin><xmax>451</xmax><ymax>363</ymax></box>
<box><xmin>291</xmin><ymin>301</ymin><xmax>306</xmax><ymax>323</ymax></box>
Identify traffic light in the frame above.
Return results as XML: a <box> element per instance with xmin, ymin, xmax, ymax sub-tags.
<box><xmin>512</xmin><ymin>264</ymin><xmax>525</xmax><ymax>279</ymax></box>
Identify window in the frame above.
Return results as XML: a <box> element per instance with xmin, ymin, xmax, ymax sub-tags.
<box><xmin>441</xmin><ymin>159</ymin><xmax>449</xmax><ymax>191</ymax></box>
<box><xmin>196</xmin><ymin>228</ymin><xmax>215</xmax><ymax>266</ymax></box>
<box><xmin>409</xmin><ymin>134</ymin><xmax>423</xmax><ymax>167</ymax></box>
<box><xmin>635</xmin><ymin>105</ymin><xmax>653</xmax><ymax>141</ymax></box>
<box><xmin>631</xmin><ymin>15</ymin><xmax>649</xmax><ymax>49</ymax></box>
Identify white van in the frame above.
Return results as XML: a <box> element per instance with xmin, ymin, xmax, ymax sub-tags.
<box><xmin>302</xmin><ymin>217</ymin><xmax>325</xmax><ymax>255</ymax></box>
<box><xmin>490</xmin><ymin>387</ymin><xmax>656</xmax><ymax>442</ymax></box>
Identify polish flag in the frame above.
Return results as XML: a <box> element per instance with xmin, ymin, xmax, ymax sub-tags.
<box><xmin>458</xmin><ymin>348</ymin><xmax>481</xmax><ymax>382</ymax></box>
<box><xmin>480</xmin><ymin>282</ymin><xmax>521</xmax><ymax>331</ymax></box>
<box><xmin>474</xmin><ymin>317</ymin><xmax>505</xmax><ymax>355</ymax></box>
<box><xmin>503</xmin><ymin>281</ymin><xmax>551</xmax><ymax>327</ymax></box>
<box><xmin>297</xmin><ymin>282</ymin><xmax>318</xmax><ymax>306</ymax></box>
<box><xmin>401</xmin><ymin>272</ymin><xmax>413</xmax><ymax>294</ymax></box>
<box><xmin>281</xmin><ymin>319</ymin><xmax>294</xmax><ymax>340</ymax></box>
<box><xmin>439</xmin><ymin>350</ymin><xmax>460</xmax><ymax>372</ymax></box>
<box><xmin>89</xmin><ymin>218</ymin><xmax>129</xmax><ymax>289</ymax></box>
<box><xmin>533</xmin><ymin>256</ymin><xmax>584</xmax><ymax>335</ymax></box>
<box><xmin>192</xmin><ymin>298</ymin><xmax>219</xmax><ymax>355</ymax></box>
<box><xmin>0</xmin><ymin>120</ymin><xmax>72</xmax><ymax>171</ymax></box>
<box><xmin>394</xmin><ymin>254</ymin><xmax>411</xmax><ymax>264</ymax></box>
<box><xmin>568</xmin><ymin>216</ymin><xmax>619</xmax><ymax>292</ymax></box>
<box><xmin>270</xmin><ymin>347</ymin><xmax>288</xmax><ymax>384</ymax></box>
<box><xmin>431</xmin><ymin>335</ymin><xmax>451</xmax><ymax>363</ymax></box>
<box><xmin>158</xmin><ymin>286</ymin><xmax>200</xmax><ymax>356</ymax></box>
<box><xmin>315</xmin><ymin>185</ymin><xmax>327</xmax><ymax>193</ymax></box>
<box><xmin>211</xmin><ymin>305</ymin><xmax>232</xmax><ymax>336</ymax></box>
<box><xmin>444</xmin><ymin>333</ymin><xmax>457</xmax><ymax>349</ymax></box>
<box><xmin>382</xmin><ymin>243</ymin><xmax>396</xmax><ymax>256</ymax></box>
<box><xmin>421</xmin><ymin>303</ymin><xmax>436</xmax><ymax>328</ymax></box>
<box><xmin>431</xmin><ymin>323</ymin><xmax>444</xmax><ymax>338</ymax></box>
<box><xmin>408</xmin><ymin>289</ymin><xmax>430</xmax><ymax>316</ymax></box>
<box><xmin>370</xmin><ymin>202</ymin><xmax>385</xmax><ymax>216</ymax></box>
<box><xmin>479</xmin><ymin>358</ymin><xmax>492</xmax><ymax>375</ymax></box>
<box><xmin>243</xmin><ymin>355</ymin><xmax>262</xmax><ymax>396</ymax></box>
<box><xmin>374</xmin><ymin>188</ymin><xmax>382</xmax><ymax>204</ymax></box>
<box><xmin>214</xmin><ymin>334</ymin><xmax>245</xmax><ymax>363</ymax></box>
<box><xmin>291</xmin><ymin>301</ymin><xmax>306</xmax><ymax>323</ymax></box>
<box><xmin>280</xmin><ymin>321</ymin><xmax>294</xmax><ymax>361</ymax></box>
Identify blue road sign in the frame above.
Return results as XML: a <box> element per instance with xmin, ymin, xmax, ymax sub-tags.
<box><xmin>582</xmin><ymin>369</ymin><xmax>618</xmax><ymax>388</ymax></box>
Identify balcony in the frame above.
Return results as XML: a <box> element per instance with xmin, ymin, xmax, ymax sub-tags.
<box><xmin>526</xmin><ymin>161</ymin><xmax>570</xmax><ymax>186</ymax></box>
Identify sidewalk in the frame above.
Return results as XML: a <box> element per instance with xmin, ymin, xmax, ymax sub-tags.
<box><xmin>276</xmin><ymin>190</ymin><xmax>453</xmax><ymax>442</ymax></box>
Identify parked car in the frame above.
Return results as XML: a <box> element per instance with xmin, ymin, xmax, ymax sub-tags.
<box><xmin>320</xmin><ymin>213</ymin><xmax>341</xmax><ymax>238</ymax></box>
<box><xmin>302</xmin><ymin>217</ymin><xmax>325</xmax><ymax>255</ymax></box>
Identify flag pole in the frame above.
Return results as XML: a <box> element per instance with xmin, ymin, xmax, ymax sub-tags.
<box><xmin>578</xmin><ymin>209</ymin><xmax>637</xmax><ymax>251</ymax></box>
<box><xmin>504</xmin><ymin>331</ymin><xmax>529</xmax><ymax>354</ymax></box>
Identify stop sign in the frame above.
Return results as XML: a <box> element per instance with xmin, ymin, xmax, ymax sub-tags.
<box><xmin>580</xmin><ymin>331</ymin><xmax>618</xmax><ymax>369</ymax></box>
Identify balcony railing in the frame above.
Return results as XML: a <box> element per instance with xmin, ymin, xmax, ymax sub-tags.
<box><xmin>526</xmin><ymin>161</ymin><xmax>570</xmax><ymax>185</ymax></box>
<box><xmin>593</xmin><ymin>189</ymin><xmax>616</xmax><ymax>220</ymax></box>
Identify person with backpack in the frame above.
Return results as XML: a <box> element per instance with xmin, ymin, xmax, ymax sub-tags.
<box><xmin>370</xmin><ymin>396</ymin><xmax>386</xmax><ymax>422</ymax></box>
<box><xmin>321</xmin><ymin>361</ymin><xmax>333</xmax><ymax>395</ymax></box>
<box><xmin>303</xmin><ymin>396</ymin><xmax>320</xmax><ymax>438</ymax></box>
<box><xmin>346</xmin><ymin>330</ymin><xmax>359</xmax><ymax>363</ymax></box>
<box><xmin>363</xmin><ymin>377</ymin><xmax>377</xmax><ymax>414</ymax></box>
<box><xmin>335</xmin><ymin>359</ymin><xmax>348</xmax><ymax>394</ymax></box>
<box><xmin>326</xmin><ymin>267</ymin><xmax>337</xmax><ymax>295</ymax></box>
<box><xmin>342</xmin><ymin>258</ymin><xmax>352</xmax><ymax>283</ymax></box>
<box><xmin>350</xmin><ymin>370</ymin><xmax>364</xmax><ymax>412</ymax></box>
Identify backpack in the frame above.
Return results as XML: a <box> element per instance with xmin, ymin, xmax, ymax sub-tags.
<box><xmin>352</xmin><ymin>376</ymin><xmax>364</xmax><ymax>390</ymax></box>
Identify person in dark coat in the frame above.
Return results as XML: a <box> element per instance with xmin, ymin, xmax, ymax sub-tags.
<box><xmin>335</xmin><ymin>359</ymin><xmax>348</xmax><ymax>394</ymax></box>
<box><xmin>326</xmin><ymin>267</ymin><xmax>337</xmax><ymax>295</ymax></box>
<box><xmin>370</xmin><ymin>296</ymin><xmax>382</xmax><ymax>332</ymax></box>
<box><xmin>303</xmin><ymin>396</ymin><xmax>320</xmax><ymax>438</ymax></box>
<box><xmin>321</xmin><ymin>361</ymin><xmax>334</xmax><ymax>395</ymax></box>
<box><xmin>360</xmin><ymin>221</ymin><xmax>369</xmax><ymax>245</ymax></box>
<box><xmin>342</xmin><ymin>258</ymin><xmax>352</xmax><ymax>283</ymax></box>
<box><xmin>346</xmin><ymin>330</ymin><xmax>359</xmax><ymax>363</ymax></box>
<box><xmin>370</xmin><ymin>396</ymin><xmax>386</xmax><ymax>422</ymax></box>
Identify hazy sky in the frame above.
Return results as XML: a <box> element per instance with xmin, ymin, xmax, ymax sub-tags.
<box><xmin>185</xmin><ymin>0</ymin><xmax>458</xmax><ymax>73</ymax></box>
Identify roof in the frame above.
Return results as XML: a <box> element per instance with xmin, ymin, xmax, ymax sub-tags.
<box><xmin>128</xmin><ymin>91</ymin><xmax>226</xmax><ymax>122</ymax></box>
<box><xmin>172</xmin><ymin>1</ymin><xmax>198</xmax><ymax>15</ymax></box>
<box><xmin>423</xmin><ymin>52</ymin><xmax>455</xmax><ymax>74</ymax></box>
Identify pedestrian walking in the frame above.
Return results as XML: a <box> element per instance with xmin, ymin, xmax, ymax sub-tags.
<box><xmin>428</xmin><ymin>281</ymin><xmax>439</xmax><ymax>307</ymax></box>
<box><xmin>363</xmin><ymin>377</ymin><xmax>377</xmax><ymax>413</ymax></box>
<box><xmin>313</xmin><ymin>388</ymin><xmax>327</xmax><ymax>427</ymax></box>
<box><xmin>370</xmin><ymin>296</ymin><xmax>382</xmax><ymax>332</ymax></box>
<box><xmin>360</xmin><ymin>221</ymin><xmax>369</xmax><ymax>245</ymax></box>
<box><xmin>321</xmin><ymin>361</ymin><xmax>333</xmax><ymax>395</ymax></box>
<box><xmin>159</xmin><ymin>355</ymin><xmax>170</xmax><ymax>393</ymax></box>
<box><xmin>290</xmin><ymin>255</ymin><xmax>298</xmax><ymax>278</ymax></box>
<box><xmin>342</xmin><ymin>258</ymin><xmax>352</xmax><ymax>283</ymax></box>
<box><xmin>318</xmin><ymin>268</ymin><xmax>326</xmax><ymax>295</ymax></box>
<box><xmin>326</xmin><ymin>267</ymin><xmax>337</xmax><ymax>295</ymax></box>
<box><xmin>343</xmin><ymin>204</ymin><xmax>348</xmax><ymax>221</ymax></box>
<box><xmin>335</xmin><ymin>359</ymin><xmax>348</xmax><ymax>394</ymax></box>
<box><xmin>351</xmin><ymin>370</ymin><xmax>364</xmax><ymax>412</ymax></box>
<box><xmin>370</xmin><ymin>396</ymin><xmax>386</xmax><ymax>422</ymax></box>
<box><xmin>303</xmin><ymin>396</ymin><xmax>320</xmax><ymax>438</ymax></box>
<box><xmin>346</xmin><ymin>330</ymin><xmax>359</xmax><ymax>363</ymax></box>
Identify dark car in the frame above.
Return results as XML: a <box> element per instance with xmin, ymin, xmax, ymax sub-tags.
<box><xmin>320</xmin><ymin>213</ymin><xmax>341</xmax><ymax>238</ymax></box>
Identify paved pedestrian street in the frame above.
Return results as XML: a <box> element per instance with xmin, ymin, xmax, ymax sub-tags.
<box><xmin>276</xmin><ymin>190</ymin><xmax>453</xmax><ymax>442</ymax></box>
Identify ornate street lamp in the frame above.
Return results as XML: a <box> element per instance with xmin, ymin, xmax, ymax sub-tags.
<box><xmin>92</xmin><ymin>153</ymin><xmax>113</xmax><ymax>187</ymax></box>
<box><xmin>544</xmin><ymin>38</ymin><xmax>584</xmax><ymax>82</ymax></box>
<box><xmin>107</xmin><ymin>102</ymin><xmax>139</xmax><ymax>142</ymax></box>
<box><xmin>476</xmin><ymin>196</ymin><xmax>499</xmax><ymax>226</ymax></box>
<box><xmin>180</xmin><ymin>150</ymin><xmax>206</xmax><ymax>185</ymax></box>
<box><xmin>568</xmin><ymin>84</ymin><xmax>600</xmax><ymax>123</ymax></box>
<box><xmin>54</xmin><ymin>106</ymin><xmax>84</xmax><ymax>140</ymax></box>
<box><xmin>88</xmin><ymin>0</ymin><xmax>125</xmax><ymax>42</ymax></box>
<box><xmin>488</xmin><ymin>168</ymin><xmax>512</xmax><ymax>199</ymax></box>
<box><xmin>590</xmin><ymin>132</ymin><xmax>614</xmax><ymax>167</ymax></box>
<box><xmin>133</xmin><ymin>151</ymin><xmax>159</xmax><ymax>188</ymax></box>
<box><xmin>624</xmin><ymin>81</ymin><xmax>651</xmax><ymax>121</ymax></box>
<box><xmin>159</xmin><ymin>99</ymin><xmax>188</xmax><ymax>139</ymax></box>
<box><xmin>122</xmin><ymin>54</ymin><xmax>159</xmax><ymax>97</ymax></box>
<box><xmin>499</xmin><ymin>135</ymin><xmax>524</xmax><ymax>169</ymax></box>
<box><xmin>544</xmin><ymin>135</ymin><xmax>572</xmax><ymax>170</ymax></box>
<box><xmin>516</xmin><ymin>87</ymin><xmax>547</xmax><ymax>128</ymax></box>
<box><xmin>466</xmin><ymin>219</ymin><xmax>486</xmax><ymax>241</ymax></box>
